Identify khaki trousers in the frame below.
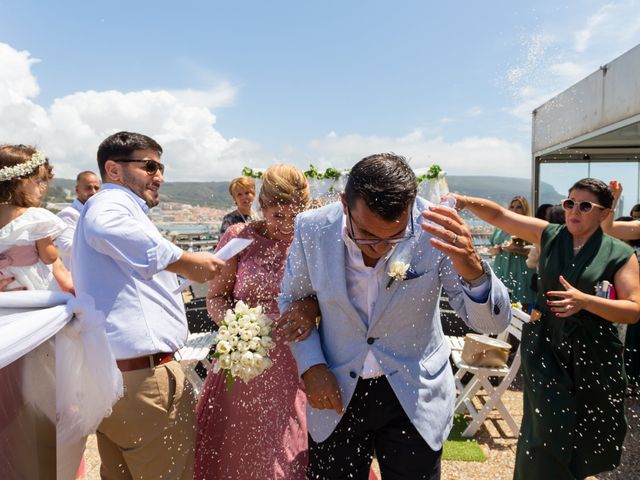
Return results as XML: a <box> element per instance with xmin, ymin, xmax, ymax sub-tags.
<box><xmin>97</xmin><ymin>360</ymin><xmax>196</xmax><ymax>480</ymax></box>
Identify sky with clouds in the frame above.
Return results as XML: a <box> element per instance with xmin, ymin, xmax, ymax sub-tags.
<box><xmin>1</xmin><ymin>0</ymin><xmax>639</xmax><ymax>181</ymax></box>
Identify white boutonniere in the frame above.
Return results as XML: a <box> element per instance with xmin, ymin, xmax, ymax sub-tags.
<box><xmin>387</xmin><ymin>261</ymin><xmax>410</xmax><ymax>289</ymax></box>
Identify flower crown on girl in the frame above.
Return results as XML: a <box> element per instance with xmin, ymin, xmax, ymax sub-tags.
<box><xmin>0</xmin><ymin>151</ymin><xmax>47</xmax><ymax>182</ymax></box>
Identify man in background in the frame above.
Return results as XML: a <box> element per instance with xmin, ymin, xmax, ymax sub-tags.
<box><xmin>56</xmin><ymin>171</ymin><xmax>101</xmax><ymax>268</ymax></box>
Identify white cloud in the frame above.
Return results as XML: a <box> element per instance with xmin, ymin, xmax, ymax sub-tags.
<box><xmin>0</xmin><ymin>43</ymin><xmax>41</xmax><ymax>108</ymax></box>
<box><xmin>506</xmin><ymin>0</ymin><xmax>640</xmax><ymax>125</ymax></box>
<box><xmin>168</xmin><ymin>82</ymin><xmax>237</xmax><ymax>109</ymax></box>
<box><xmin>0</xmin><ymin>42</ymin><xmax>242</xmax><ymax>181</ymax></box>
<box><xmin>574</xmin><ymin>4</ymin><xmax>614</xmax><ymax>53</ymax></box>
<box><xmin>548</xmin><ymin>61</ymin><xmax>594</xmax><ymax>83</ymax></box>
<box><xmin>307</xmin><ymin>130</ymin><xmax>530</xmax><ymax>177</ymax></box>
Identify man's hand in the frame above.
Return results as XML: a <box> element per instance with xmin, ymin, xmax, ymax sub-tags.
<box><xmin>302</xmin><ymin>364</ymin><xmax>343</xmax><ymax>414</ymax></box>
<box><xmin>167</xmin><ymin>251</ymin><xmax>226</xmax><ymax>283</ymax></box>
<box><xmin>421</xmin><ymin>205</ymin><xmax>484</xmax><ymax>281</ymax></box>
<box><xmin>276</xmin><ymin>296</ymin><xmax>319</xmax><ymax>342</ymax></box>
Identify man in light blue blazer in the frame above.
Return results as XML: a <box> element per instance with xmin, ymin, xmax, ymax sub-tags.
<box><xmin>278</xmin><ymin>153</ymin><xmax>511</xmax><ymax>479</ymax></box>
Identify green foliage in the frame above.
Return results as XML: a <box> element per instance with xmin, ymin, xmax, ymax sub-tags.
<box><xmin>416</xmin><ymin>164</ymin><xmax>443</xmax><ymax>183</ymax></box>
<box><xmin>303</xmin><ymin>164</ymin><xmax>346</xmax><ymax>180</ymax></box>
<box><xmin>242</xmin><ymin>167</ymin><xmax>263</xmax><ymax>179</ymax></box>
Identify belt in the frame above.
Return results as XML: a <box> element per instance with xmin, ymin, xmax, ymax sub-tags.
<box><xmin>116</xmin><ymin>352</ymin><xmax>175</xmax><ymax>372</ymax></box>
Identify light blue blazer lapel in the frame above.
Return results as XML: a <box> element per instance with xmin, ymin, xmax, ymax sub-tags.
<box><xmin>320</xmin><ymin>207</ymin><xmax>367</xmax><ymax>329</ymax></box>
<box><xmin>368</xmin><ymin>203</ymin><xmax>424</xmax><ymax>330</ymax></box>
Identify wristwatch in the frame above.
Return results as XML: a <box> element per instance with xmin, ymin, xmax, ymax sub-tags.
<box><xmin>460</xmin><ymin>260</ymin><xmax>491</xmax><ymax>288</ymax></box>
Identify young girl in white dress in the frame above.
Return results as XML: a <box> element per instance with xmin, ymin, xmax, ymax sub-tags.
<box><xmin>0</xmin><ymin>144</ymin><xmax>78</xmax><ymax>479</ymax></box>
<box><xmin>0</xmin><ymin>144</ymin><xmax>73</xmax><ymax>293</ymax></box>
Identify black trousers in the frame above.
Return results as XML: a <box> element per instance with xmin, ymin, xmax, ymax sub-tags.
<box><xmin>307</xmin><ymin>376</ymin><xmax>442</xmax><ymax>480</ymax></box>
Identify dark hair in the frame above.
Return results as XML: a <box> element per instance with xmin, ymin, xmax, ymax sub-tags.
<box><xmin>97</xmin><ymin>131</ymin><xmax>162</xmax><ymax>180</ymax></box>
<box><xmin>534</xmin><ymin>203</ymin><xmax>553</xmax><ymax>220</ymax></box>
<box><xmin>568</xmin><ymin>178</ymin><xmax>613</xmax><ymax>209</ymax></box>
<box><xmin>0</xmin><ymin>144</ymin><xmax>53</xmax><ymax>207</ymax></box>
<box><xmin>630</xmin><ymin>204</ymin><xmax>640</xmax><ymax>215</ymax></box>
<box><xmin>76</xmin><ymin>170</ymin><xmax>98</xmax><ymax>183</ymax></box>
<box><xmin>344</xmin><ymin>153</ymin><xmax>417</xmax><ymax>221</ymax></box>
<box><xmin>546</xmin><ymin>205</ymin><xmax>566</xmax><ymax>224</ymax></box>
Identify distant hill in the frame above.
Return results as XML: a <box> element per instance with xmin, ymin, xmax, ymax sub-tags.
<box><xmin>47</xmin><ymin>178</ymin><xmax>234</xmax><ymax>209</ymax></box>
<box><xmin>447</xmin><ymin>176</ymin><xmax>563</xmax><ymax>207</ymax></box>
<box><xmin>49</xmin><ymin>176</ymin><xmax>563</xmax><ymax>210</ymax></box>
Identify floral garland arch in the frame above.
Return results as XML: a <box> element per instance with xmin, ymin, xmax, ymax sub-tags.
<box><xmin>242</xmin><ymin>163</ymin><xmax>449</xmax><ymax>205</ymax></box>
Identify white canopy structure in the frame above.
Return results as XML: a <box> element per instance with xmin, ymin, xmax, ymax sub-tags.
<box><xmin>532</xmin><ymin>43</ymin><xmax>640</xmax><ymax>213</ymax></box>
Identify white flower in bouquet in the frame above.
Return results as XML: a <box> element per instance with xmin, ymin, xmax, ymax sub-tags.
<box><xmin>248</xmin><ymin>337</ymin><xmax>262</xmax><ymax>351</ymax></box>
<box><xmin>211</xmin><ymin>300</ymin><xmax>277</xmax><ymax>390</ymax></box>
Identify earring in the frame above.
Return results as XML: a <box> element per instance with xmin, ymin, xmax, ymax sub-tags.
<box><xmin>0</xmin><ymin>191</ymin><xmax>13</xmax><ymax>205</ymax></box>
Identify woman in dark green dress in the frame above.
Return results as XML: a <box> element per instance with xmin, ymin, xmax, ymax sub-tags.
<box><xmin>453</xmin><ymin>178</ymin><xmax>640</xmax><ymax>480</ymax></box>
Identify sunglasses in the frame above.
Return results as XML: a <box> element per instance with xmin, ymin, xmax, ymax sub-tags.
<box><xmin>113</xmin><ymin>158</ymin><xmax>165</xmax><ymax>175</ymax></box>
<box><xmin>561</xmin><ymin>198</ymin><xmax>606</xmax><ymax>213</ymax></box>
<box><xmin>347</xmin><ymin>206</ymin><xmax>414</xmax><ymax>246</ymax></box>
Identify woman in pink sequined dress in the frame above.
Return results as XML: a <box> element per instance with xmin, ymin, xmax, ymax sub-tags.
<box><xmin>195</xmin><ymin>164</ymin><xmax>317</xmax><ymax>479</ymax></box>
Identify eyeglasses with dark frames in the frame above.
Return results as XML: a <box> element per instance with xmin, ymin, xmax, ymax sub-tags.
<box><xmin>347</xmin><ymin>206</ymin><xmax>414</xmax><ymax>245</ymax></box>
<box><xmin>112</xmin><ymin>158</ymin><xmax>165</xmax><ymax>176</ymax></box>
<box><xmin>561</xmin><ymin>198</ymin><xmax>606</xmax><ymax>214</ymax></box>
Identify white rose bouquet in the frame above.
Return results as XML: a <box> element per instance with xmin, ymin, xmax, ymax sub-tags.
<box><xmin>211</xmin><ymin>300</ymin><xmax>277</xmax><ymax>390</ymax></box>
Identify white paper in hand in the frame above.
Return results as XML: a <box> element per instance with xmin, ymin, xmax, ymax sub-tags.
<box><xmin>173</xmin><ymin>238</ymin><xmax>254</xmax><ymax>294</ymax></box>
<box><xmin>214</xmin><ymin>237</ymin><xmax>253</xmax><ymax>261</ymax></box>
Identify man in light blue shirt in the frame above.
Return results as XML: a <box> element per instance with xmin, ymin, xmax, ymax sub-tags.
<box><xmin>72</xmin><ymin>131</ymin><xmax>224</xmax><ymax>480</ymax></box>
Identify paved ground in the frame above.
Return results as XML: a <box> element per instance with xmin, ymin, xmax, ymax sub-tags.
<box><xmin>83</xmin><ymin>388</ymin><xmax>639</xmax><ymax>480</ymax></box>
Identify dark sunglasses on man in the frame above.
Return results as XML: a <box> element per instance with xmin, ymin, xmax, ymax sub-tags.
<box><xmin>561</xmin><ymin>198</ymin><xmax>606</xmax><ymax>214</ymax></box>
<box><xmin>113</xmin><ymin>158</ymin><xmax>165</xmax><ymax>175</ymax></box>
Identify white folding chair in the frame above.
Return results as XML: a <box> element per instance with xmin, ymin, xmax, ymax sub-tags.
<box><xmin>174</xmin><ymin>331</ymin><xmax>217</xmax><ymax>395</ymax></box>
<box><xmin>448</xmin><ymin>307</ymin><xmax>530</xmax><ymax>438</ymax></box>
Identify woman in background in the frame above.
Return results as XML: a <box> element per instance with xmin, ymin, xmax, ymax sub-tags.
<box><xmin>219</xmin><ymin>176</ymin><xmax>256</xmax><ymax>234</ymax></box>
<box><xmin>488</xmin><ymin>195</ymin><xmax>536</xmax><ymax>309</ymax></box>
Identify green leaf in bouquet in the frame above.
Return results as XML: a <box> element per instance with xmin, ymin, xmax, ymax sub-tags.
<box><xmin>226</xmin><ymin>369</ymin><xmax>235</xmax><ymax>392</ymax></box>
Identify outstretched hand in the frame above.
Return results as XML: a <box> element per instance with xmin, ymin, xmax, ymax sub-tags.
<box><xmin>420</xmin><ymin>205</ymin><xmax>484</xmax><ymax>281</ymax></box>
<box><xmin>546</xmin><ymin>275</ymin><xmax>591</xmax><ymax>317</ymax></box>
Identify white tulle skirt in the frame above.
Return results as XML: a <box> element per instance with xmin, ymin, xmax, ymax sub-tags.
<box><xmin>0</xmin><ymin>291</ymin><xmax>123</xmax><ymax>479</ymax></box>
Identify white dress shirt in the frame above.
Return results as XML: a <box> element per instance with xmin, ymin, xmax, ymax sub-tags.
<box><xmin>56</xmin><ymin>198</ymin><xmax>83</xmax><ymax>268</ymax></box>
<box><xmin>340</xmin><ymin>213</ymin><xmax>490</xmax><ymax>379</ymax></box>
<box><xmin>72</xmin><ymin>183</ymin><xmax>187</xmax><ymax>360</ymax></box>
